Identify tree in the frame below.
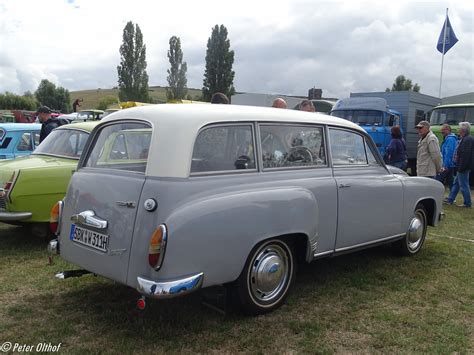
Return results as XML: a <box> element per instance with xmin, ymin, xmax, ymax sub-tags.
<box><xmin>166</xmin><ymin>36</ymin><xmax>188</xmax><ymax>100</ymax></box>
<box><xmin>117</xmin><ymin>21</ymin><xmax>150</xmax><ymax>102</ymax></box>
<box><xmin>386</xmin><ymin>75</ymin><xmax>420</xmax><ymax>92</ymax></box>
<box><xmin>202</xmin><ymin>25</ymin><xmax>235</xmax><ymax>102</ymax></box>
<box><xmin>0</xmin><ymin>92</ymin><xmax>38</xmax><ymax>110</ymax></box>
<box><xmin>35</xmin><ymin>79</ymin><xmax>71</xmax><ymax>112</ymax></box>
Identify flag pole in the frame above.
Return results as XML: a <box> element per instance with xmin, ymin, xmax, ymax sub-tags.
<box><xmin>438</xmin><ymin>8</ymin><xmax>448</xmax><ymax>99</ymax></box>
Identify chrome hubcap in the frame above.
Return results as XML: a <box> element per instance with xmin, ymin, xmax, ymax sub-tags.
<box><xmin>249</xmin><ymin>244</ymin><xmax>289</xmax><ymax>303</ymax></box>
<box><xmin>407</xmin><ymin>210</ymin><xmax>426</xmax><ymax>251</ymax></box>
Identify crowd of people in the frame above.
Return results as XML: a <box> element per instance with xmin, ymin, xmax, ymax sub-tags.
<box><xmin>414</xmin><ymin>120</ymin><xmax>473</xmax><ymax>208</ymax></box>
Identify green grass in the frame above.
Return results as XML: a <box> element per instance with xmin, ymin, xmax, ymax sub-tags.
<box><xmin>70</xmin><ymin>86</ymin><xmax>203</xmax><ymax>110</ymax></box>
<box><xmin>0</xmin><ymin>204</ymin><xmax>473</xmax><ymax>353</ymax></box>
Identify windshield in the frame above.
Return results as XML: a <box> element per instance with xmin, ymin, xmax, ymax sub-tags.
<box><xmin>33</xmin><ymin>129</ymin><xmax>89</xmax><ymax>159</ymax></box>
<box><xmin>331</xmin><ymin>110</ymin><xmax>384</xmax><ymax>125</ymax></box>
<box><xmin>430</xmin><ymin>106</ymin><xmax>474</xmax><ymax>125</ymax></box>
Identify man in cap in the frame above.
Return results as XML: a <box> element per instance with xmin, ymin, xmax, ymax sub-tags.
<box><xmin>38</xmin><ymin>106</ymin><xmax>57</xmax><ymax>143</ymax></box>
<box><xmin>445</xmin><ymin>122</ymin><xmax>473</xmax><ymax>208</ymax></box>
<box><xmin>415</xmin><ymin>120</ymin><xmax>442</xmax><ymax>178</ymax></box>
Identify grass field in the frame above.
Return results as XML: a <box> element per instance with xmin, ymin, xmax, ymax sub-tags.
<box><xmin>69</xmin><ymin>86</ymin><xmax>203</xmax><ymax>110</ymax></box>
<box><xmin>0</xmin><ymin>203</ymin><xmax>473</xmax><ymax>353</ymax></box>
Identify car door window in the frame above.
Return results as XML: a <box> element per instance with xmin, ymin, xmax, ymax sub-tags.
<box><xmin>191</xmin><ymin>125</ymin><xmax>256</xmax><ymax>173</ymax></box>
<box><xmin>33</xmin><ymin>132</ymin><xmax>40</xmax><ymax>148</ymax></box>
<box><xmin>259</xmin><ymin>124</ymin><xmax>326</xmax><ymax>169</ymax></box>
<box><xmin>17</xmin><ymin>132</ymin><xmax>32</xmax><ymax>151</ymax></box>
<box><xmin>329</xmin><ymin>129</ymin><xmax>368</xmax><ymax>165</ymax></box>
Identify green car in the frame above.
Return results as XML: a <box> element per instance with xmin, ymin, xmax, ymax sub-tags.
<box><xmin>0</xmin><ymin>121</ymin><xmax>99</xmax><ymax>236</ymax></box>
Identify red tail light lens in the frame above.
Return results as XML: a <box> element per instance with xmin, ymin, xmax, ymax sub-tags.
<box><xmin>3</xmin><ymin>171</ymin><xmax>18</xmax><ymax>202</ymax></box>
<box><xmin>148</xmin><ymin>224</ymin><xmax>167</xmax><ymax>270</ymax></box>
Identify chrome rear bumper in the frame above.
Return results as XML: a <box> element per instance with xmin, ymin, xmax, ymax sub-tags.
<box><xmin>0</xmin><ymin>211</ymin><xmax>32</xmax><ymax>221</ymax></box>
<box><xmin>137</xmin><ymin>272</ymin><xmax>204</xmax><ymax>299</ymax></box>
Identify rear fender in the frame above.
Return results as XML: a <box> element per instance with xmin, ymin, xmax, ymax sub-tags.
<box><xmin>129</xmin><ymin>186</ymin><xmax>319</xmax><ymax>288</ymax></box>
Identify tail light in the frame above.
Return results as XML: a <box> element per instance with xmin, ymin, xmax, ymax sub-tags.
<box><xmin>148</xmin><ymin>224</ymin><xmax>167</xmax><ymax>270</ymax></box>
<box><xmin>50</xmin><ymin>200</ymin><xmax>63</xmax><ymax>235</ymax></box>
<box><xmin>3</xmin><ymin>171</ymin><xmax>19</xmax><ymax>202</ymax></box>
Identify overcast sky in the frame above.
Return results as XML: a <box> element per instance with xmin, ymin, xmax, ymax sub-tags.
<box><xmin>0</xmin><ymin>0</ymin><xmax>472</xmax><ymax>99</ymax></box>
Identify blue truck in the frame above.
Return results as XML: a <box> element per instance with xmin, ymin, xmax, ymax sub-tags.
<box><xmin>330</xmin><ymin>97</ymin><xmax>402</xmax><ymax>159</ymax></box>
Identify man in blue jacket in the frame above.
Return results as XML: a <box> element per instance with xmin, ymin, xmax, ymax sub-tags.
<box><xmin>437</xmin><ymin>124</ymin><xmax>458</xmax><ymax>188</ymax></box>
<box><xmin>445</xmin><ymin>122</ymin><xmax>474</xmax><ymax>208</ymax></box>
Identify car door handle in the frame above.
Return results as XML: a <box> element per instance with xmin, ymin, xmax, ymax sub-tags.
<box><xmin>71</xmin><ymin>210</ymin><xmax>108</xmax><ymax>230</ymax></box>
<box><xmin>338</xmin><ymin>183</ymin><xmax>351</xmax><ymax>189</ymax></box>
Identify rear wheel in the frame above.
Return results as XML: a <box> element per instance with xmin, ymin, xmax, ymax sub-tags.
<box><xmin>235</xmin><ymin>238</ymin><xmax>295</xmax><ymax>315</ymax></box>
<box><xmin>396</xmin><ymin>203</ymin><xmax>427</xmax><ymax>255</ymax></box>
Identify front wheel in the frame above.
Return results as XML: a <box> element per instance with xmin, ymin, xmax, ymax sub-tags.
<box><xmin>235</xmin><ymin>238</ymin><xmax>295</xmax><ymax>315</ymax></box>
<box><xmin>396</xmin><ymin>203</ymin><xmax>427</xmax><ymax>255</ymax></box>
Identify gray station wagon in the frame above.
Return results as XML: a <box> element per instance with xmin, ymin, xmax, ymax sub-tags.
<box><xmin>50</xmin><ymin>104</ymin><xmax>444</xmax><ymax>315</ymax></box>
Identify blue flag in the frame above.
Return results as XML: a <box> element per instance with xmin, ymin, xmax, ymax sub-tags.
<box><xmin>437</xmin><ymin>15</ymin><xmax>458</xmax><ymax>54</ymax></box>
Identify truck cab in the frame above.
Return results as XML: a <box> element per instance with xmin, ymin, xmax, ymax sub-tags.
<box><xmin>330</xmin><ymin>97</ymin><xmax>402</xmax><ymax>157</ymax></box>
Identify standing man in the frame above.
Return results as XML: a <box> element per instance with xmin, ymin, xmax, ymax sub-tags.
<box><xmin>72</xmin><ymin>98</ymin><xmax>82</xmax><ymax>112</ymax></box>
<box><xmin>38</xmin><ymin>106</ymin><xmax>58</xmax><ymax>143</ymax></box>
<box><xmin>437</xmin><ymin>124</ymin><xmax>458</xmax><ymax>188</ymax></box>
<box><xmin>415</xmin><ymin>120</ymin><xmax>442</xmax><ymax>178</ymax></box>
<box><xmin>271</xmin><ymin>98</ymin><xmax>287</xmax><ymax>109</ymax></box>
<box><xmin>445</xmin><ymin>122</ymin><xmax>474</xmax><ymax>208</ymax></box>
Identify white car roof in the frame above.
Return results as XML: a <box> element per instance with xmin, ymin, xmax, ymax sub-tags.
<box><xmin>101</xmin><ymin>104</ymin><xmax>365</xmax><ymax>178</ymax></box>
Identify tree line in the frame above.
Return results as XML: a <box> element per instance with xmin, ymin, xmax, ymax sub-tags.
<box><xmin>117</xmin><ymin>22</ymin><xmax>235</xmax><ymax>103</ymax></box>
<box><xmin>0</xmin><ymin>20</ymin><xmax>422</xmax><ymax>112</ymax></box>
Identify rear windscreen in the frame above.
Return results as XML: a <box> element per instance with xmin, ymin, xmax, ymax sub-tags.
<box><xmin>85</xmin><ymin>122</ymin><xmax>151</xmax><ymax>173</ymax></box>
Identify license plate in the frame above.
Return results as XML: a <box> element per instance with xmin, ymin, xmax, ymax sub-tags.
<box><xmin>70</xmin><ymin>224</ymin><xmax>109</xmax><ymax>252</ymax></box>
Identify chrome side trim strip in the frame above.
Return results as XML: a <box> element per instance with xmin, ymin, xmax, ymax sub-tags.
<box><xmin>335</xmin><ymin>233</ymin><xmax>405</xmax><ymax>253</ymax></box>
<box><xmin>313</xmin><ymin>250</ymin><xmax>333</xmax><ymax>258</ymax></box>
<box><xmin>137</xmin><ymin>272</ymin><xmax>204</xmax><ymax>299</ymax></box>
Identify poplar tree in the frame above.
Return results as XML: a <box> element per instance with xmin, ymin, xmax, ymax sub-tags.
<box><xmin>202</xmin><ymin>25</ymin><xmax>235</xmax><ymax>102</ymax></box>
<box><xmin>166</xmin><ymin>36</ymin><xmax>188</xmax><ymax>100</ymax></box>
<box><xmin>117</xmin><ymin>21</ymin><xmax>150</xmax><ymax>102</ymax></box>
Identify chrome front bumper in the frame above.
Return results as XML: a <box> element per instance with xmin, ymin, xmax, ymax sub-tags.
<box><xmin>137</xmin><ymin>272</ymin><xmax>204</xmax><ymax>299</ymax></box>
<box><xmin>0</xmin><ymin>210</ymin><xmax>32</xmax><ymax>221</ymax></box>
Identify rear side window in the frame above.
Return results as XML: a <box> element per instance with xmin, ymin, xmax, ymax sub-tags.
<box><xmin>191</xmin><ymin>124</ymin><xmax>256</xmax><ymax>173</ymax></box>
<box><xmin>260</xmin><ymin>124</ymin><xmax>326</xmax><ymax>169</ymax></box>
<box><xmin>85</xmin><ymin>122</ymin><xmax>151</xmax><ymax>173</ymax></box>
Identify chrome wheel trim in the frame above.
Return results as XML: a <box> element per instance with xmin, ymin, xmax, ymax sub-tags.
<box><xmin>247</xmin><ymin>242</ymin><xmax>291</xmax><ymax>306</ymax></box>
<box><xmin>407</xmin><ymin>209</ymin><xmax>426</xmax><ymax>252</ymax></box>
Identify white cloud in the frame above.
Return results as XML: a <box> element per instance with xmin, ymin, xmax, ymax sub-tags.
<box><xmin>0</xmin><ymin>0</ymin><xmax>472</xmax><ymax>99</ymax></box>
